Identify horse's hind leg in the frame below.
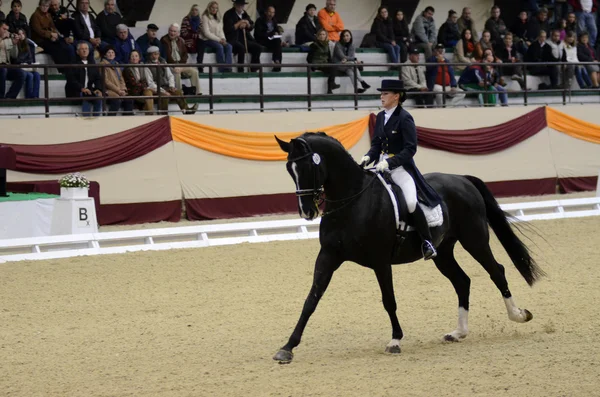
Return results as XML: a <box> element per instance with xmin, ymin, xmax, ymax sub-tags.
<box><xmin>459</xmin><ymin>227</ymin><xmax>533</xmax><ymax>324</ymax></box>
<box><xmin>433</xmin><ymin>241</ymin><xmax>471</xmax><ymax>342</ymax></box>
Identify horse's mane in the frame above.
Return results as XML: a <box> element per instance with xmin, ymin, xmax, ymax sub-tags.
<box><xmin>301</xmin><ymin>132</ymin><xmax>348</xmax><ymax>153</ymax></box>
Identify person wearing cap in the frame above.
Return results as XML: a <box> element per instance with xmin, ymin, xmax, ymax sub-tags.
<box><xmin>426</xmin><ymin>43</ymin><xmax>465</xmax><ymax>107</ymax></box>
<box><xmin>411</xmin><ymin>6</ymin><xmax>437</xmax><ymax>58</ymax></box>
<box><xmin>318</xmin><ymin>0</ymin><xmax>344</xmax><ymax>41</ymax></box>
<box><xmin>295</xmin><ymin>3</ymin><xmax>321</xmax><ymax>48</ymax></box>
<box><xmin>96</xmin><ymin>0</ymin><xmax>122</xmax><ymax>42</ymax></box>
<box><xmin>100</xmin><ymin>44</ymin><xmax>134</xmax><ymax>115</ymax></box>
<box><xmin>223</xmin><ymin>0</ymin><xmax>262</xmax><ymax>73</ymax></box>
<box><xmin>402</xmin><ymin>47</ymin><xmax>433</xmax><ymax>107</ymax></box>
<box><xmin>136</xmin><ymin>23</ymin><xmax>162</xmax><ymax>60</ymax></box>
<box><xmin>360</xmin><ymin>79</ymin><xmax>440</xmax><ymax>260</ymax></box>
<box><xmin>114</xmin><ymin>23</ymin><xmax>141</xmax><ymax>64</ymax></box>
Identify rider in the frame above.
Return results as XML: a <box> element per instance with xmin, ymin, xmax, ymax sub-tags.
<box><xmin>360</xmin><ymin>79</ymin><xmax>440</xmax><ymax>260</ymax></box>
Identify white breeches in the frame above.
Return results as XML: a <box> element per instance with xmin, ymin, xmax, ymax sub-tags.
<box><xmin>390</xmin><ymin>166</ymin><xmax>418</xmax><ymax>213</ymax></box>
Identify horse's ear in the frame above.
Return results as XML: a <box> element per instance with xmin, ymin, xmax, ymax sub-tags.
<box><xmin>275</xmin><ymin>135</ymin><xmax>291</xmax><ymax>153</ymax></box>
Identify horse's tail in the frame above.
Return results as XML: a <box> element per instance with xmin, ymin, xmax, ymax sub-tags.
<box><xmin>463</xmin><ymin>175</ymin><xmax>545</xmax><ymax>286</ymax></box>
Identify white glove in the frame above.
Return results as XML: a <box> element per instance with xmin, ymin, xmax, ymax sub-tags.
<box><xmin>359</xmin><ymin>155</ymin><xmax>370</xmax><ymax>166</ymax></box>
<box><xmin>376</xmin><ymin>160</ymin><xmax>389</xmax><ymax>173</ymax></box>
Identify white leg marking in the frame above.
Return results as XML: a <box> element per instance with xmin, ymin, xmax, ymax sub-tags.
<box><xmin>385</xmin><ymin>338</ymin><xmax>402</xmax><ymax>353</ymax></box>
<box><xmin>444</xmin><ymin>307</ymin><xmax>469</xmax><ymax>342</ymax></box>
<box><xmin>504</xmin><ymin>297</ymin><xmax>530</xmax><ymax>323</ymax></box>
<box><xmin>291</xmin><ymin>162</ymin><xmax>308</xmax><ymax>219</ymax></box>
<box><xmin>386</xmin><ymin>339</ymin><xmax>401</xmax><ymax>348</ymax></box>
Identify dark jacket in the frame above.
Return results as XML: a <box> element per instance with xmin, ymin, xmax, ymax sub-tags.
<box><xmin>65</xmin><ymin>59</ymin><xmax>103</xmax><ymax>97</ymax></box>
<box><xmin>526</xmin><ymin>17</ymin><xmax>549</xmax><ymax>43</ymax></box>
<box><xmin>95</xmin><ymin>10</ymin><xmax>122</xmax><ymax>40</ymax></box>
<box><xmin>577</xmin><ymin>42</ymin><xmax>596</xmax><ymax>62</ymax></box>
<box><xmin>114</xmin><ymin>32</ymin><xmax>142</xmax><ymax>64</ymax></box>
<box><xmin>437</xmin><ymin>20</ymin><xmax>460</xmax><ymax>46</ymax></box>
<box><xmin>136</xmin><ymin>33</ymin><xmax>162</xmax><ymax>59</ymax></box>
<box><xmin>295</xmin><ymin>13</ymin><xmax>321</xmax><ymax>45</ymax></box>
<box><xmin>484</xmin><ymin>17</ymin><xmax>507</xmax><ymax>44</ymax></box>
<box><xmin>510</xmin><ymin>18</ymin><xmax>529</xmax><ymax>42</ymax></box>
<box><xmin>0</xmin><ymin>11</ymin><xmax>5</xmax><ymax>23</ymax></box>
<box><xmin>495</xmin><ymin>43</ymin><xmax>519</xmax><ymax>63</ymax></box>
<box><xmin>392</xmin><ymin>19</ymin><xmax>410</xmax><ymax>43</ymax></box>
<box><xmin>425</xmin><ymin>56</ymin><xmax>458</xmax><ymax>89</ymax></box>
<box><xmin>223</xmin><ymin>7</ymin><xmax>255</xmax><ymax>43</ymax></box>
<box><xmin>49</xmin><ymin>5</ymin><xmax>73</xmax><ymax>37</ymax></box>
<box><xmin>307</xmin><ymin>40</ymin><xmax>331</xmax><ymax>64</ymax></box>
<box><xmin>254</xmin><ymin>16</ymin><xmax>280</xmax><ymax>44</ymax></box>
<box><xmin>524</xmin><ymin>40</ymin><xmax>554</xmax><ymax>62</ymax></box>
<box><xmin>6</xmin><ymin>11</ymin><xmax>29</xmax><ymax>36</ymax></box>
<box><xmin>72</xmin><ymin>11</ymin><xmax>101</xmax><ymax>41</ymax></box>
<box><xmin>160</xmin><ymin>34</ymin><xmax>188</xmax><ymax>64</ymax></box>
<box><xmin>366</xmin><ymin>106</ymin><xmax>441</xmax><ymax>207</ymax></box>
<box><xmin>371</xmin><ymin>17</ymin><xmax>394</xmax><ymax>44</ymax></box>
<box><xmin>457</xmin><ymin>64</ymin><xmax>485</xmax><ymax>85</ymax></box>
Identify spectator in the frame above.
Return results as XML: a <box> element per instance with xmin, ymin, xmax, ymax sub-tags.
<box><xmin>181</xmin><ymin>4</ymin><xmax>206</xmax><ymax>70</ymax></box>
<box><xmin>160</xmin><ymin>23</ymin><xmax>202</xmax><ymax>96</ymax></box>
<box><xmin>6</xmin><ymin>0</ymin><xmax>28</xmax><ymax>36</ymax></box>
<box><xmin>100</xmin><ymin>45</ymin><xmax>133</xmax><ymax>115</ymax></box>
<box><xmin>122</xmin><ymin>49</ymin><xmax>154</xmax><ymax>114</ymax></box>
<box><xmin>72</xmin><ymin>0</ymin><xmax>104</xmax><ymax>58</ymax></box>
<box><xmin>65</xmin><ymin>42</ymin><xmax>103</xmax><ymax>116</ymax></box>
<box><xmin>566</xmin><ymin>12</ymin><xmax>578</xmax><ymax>34</ymax></box>
<box><xmin>295</xmin><ymin>3</ymin><xmax>321</xmax><ymax>48</ymax></box>
<box><xmin>255</xmin><ymin>6</ymin><xmax>288</xmax><ymax>72</ymax></box>
<box><xmin>475</xmin><ymin>30</ymin><xmax>494</xmax><ymax>60</ymax></box>
<box><xmin>454</xmin><ymin>28</ymin><xmax>477</xmax><ymax>71</ymax></box>
<box><xmin>136</xmin><ymin>23</ymin><xmax>162</xmax><ymax>60</ymax></box>
<box><xmin>555</xmin><ymin>0</ymin><xmax>570</xmax><ymax>22</ymax></box>
<box><xmin>546</xmin><ymin>29</ymin><xmax>567</xmax><ymax>88</ymax></box>
<box><xmin>577</xmin><ymin>32</ymin><xmax>600</xmax><ymax>87</ymax></box>
<box><xmin>495</xmin><ymin>32</ymin><xmax>525</xmax><ymax>85</ymax></box>
<box><xmin>437</xmin><ymin>9</ymin><xmax>460</xmax><ymax>48</ymax></box>
<box><xmin>392</xmin><ymin>10</ymin><xmax>410</xmax><ymax>63</ymax></box>
<box><xmin>49</xmin><ymin>0</ymin><xmax>73</xmax><ymax>38</ymax></box>
<box><xmin>12</xmin><ymin>27</ymin><xmax>40</xmax><ymax>98</ymax></box>
<box><xmin>426</xmin><ymin>43</ymin><xmax>465</xmax><ymax>106</ymax></box>
<box><xmin>317</xmin><ymin>0</ymin><xmax>344</xmax><ymax>41</ymax></box>
<box><xmin>333</xmin><ymin>29</ymin><xmax>370</xmax><ymax>93</ymax></box>
<box><xmin>200</xmin><ymin>1</ymin><xmax>233</xmax><ymax>73</ymax></box>
<box><xmin>511</xmin><ymin>11</ymin><xmax>530</xmax><ymax>56</ymax></box>
<box><xmin>525</xmin><ymin>30</ymin><xmax>559</xmax><ymax>89</ymax></box>
<box><xmin>307</xmin><ymin>28</ymin><xmax>339</xmax><ymax>93</ymax></box>
<box><xmin>555</xmin><ymin>18</ymin><xmax>567</xmax><ymax>41</ymax></box>
<box><xmin>371</xmin><ymin>6</ymin><xmax>400</xmax><ymax>66</ymax></box>
<box><xmin>223</xmin><ymin>0</ymin><xmax>261</xmax><ymax>73</ymax></box>
<box><xmin>457</xmin><ymin>7</ymin><xmax>478</xmax><ymax>40</ymax></box>
<box><xmin>96</xmin><ymin>0</ymin><xmax>122</xmax><ymax>42</ymax></box>
<box><xmin>402</xmin><ymin>47</ymin><xmax>433</xmax><ymax>107</ymax></box>
<box><xmin>145</xmin><ymin>45</ymin><xmax>198</xmax><ymax>114</ymax></box>
<box><xmin>0</xmin><ymin>20</ymin><xmax>25</xmax><ymax>99</ymax></box>
<box><xmin>526</xmin><ymin>8</ymin><xmax>550</xmax><ymax>44</ymax></box>
<box><xmin>564</xmin><ymin>30</ymin><xmax>592</xmax><ymax>88</ymax></box>
<box><xmin>459</xmin><ymin>54</ymin><xmax>507</xmax><ymax>106</ymax></box>
<box><xmin>484</xmin><ymin>5</ymin><xmax>507</xmax><ymax>46</ymax></box>
<box><xmin>114</xmin><ymin>24</ymin><xmax>140</xmax><ymax>64</ymax></box>
<box><xmin>411</xmin><ymin>6</ymin><xmax>436</xmax><ymax>59</ymax></box>
<box><xmin>30</xmin><ymin>0</ymin><xmax>75</xmax><ymax>72</ymax></box>
<box><xmin>569</xmin><ymin>0</ymin><xmax>597</xmax><ymax>45</ymax></box>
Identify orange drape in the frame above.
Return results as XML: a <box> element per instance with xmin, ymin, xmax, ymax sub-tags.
<box><xmin>170</xmin><ymin>116</ymin><xmax>369</xmax><ymax>161</ymax></box>
<box><xmin>546</xmin><ymin>106</ymin><xmax>600</xmax><ymax>144</ymax></box>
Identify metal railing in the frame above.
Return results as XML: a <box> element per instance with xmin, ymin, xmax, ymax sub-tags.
<box><xmin>1</xmin><ymin>60</ymin><xmax>599</xmax><ymax>117</ymax></box>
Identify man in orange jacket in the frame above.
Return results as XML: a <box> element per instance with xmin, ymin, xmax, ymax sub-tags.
<box><xmin>317</xmin><ymin>0</ymin><xmax>344</xmax><ymax>41</ymax></box>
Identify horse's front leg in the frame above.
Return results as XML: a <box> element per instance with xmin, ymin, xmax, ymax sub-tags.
<box><xmin>273</xmin><ymin>249</ymin><xmax>342</xmax><ymax>364</ymax></box>
<box><xmin>374</xmin><ymin>264</ymin><xmax>404</xmax><ymax>354</ymax></box>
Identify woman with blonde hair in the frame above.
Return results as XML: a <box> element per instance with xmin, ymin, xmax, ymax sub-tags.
<box><xmin>181</xmin><ymin>4</ymin><xmax>206</xmax><ymax>69</ymax></box>
<box><xmin>201</xmin><ymin>1</ymin><xmax>233</xmax><ymax>72</ymax></box>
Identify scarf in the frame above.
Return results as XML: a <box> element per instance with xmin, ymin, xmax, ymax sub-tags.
<box><xmin>190</xmin><ymin>15</ymin><xmax>201</xmax><ymax>32</ymax></box>
<box><xmin>105</xmin><ymin>58</ymin><xmax>121</xmax><ymax>81</ymax></box>
<box><xmin>465</xmin><ymin>41</ymin><xmax>475</xmax><ymax>53</ymax></box>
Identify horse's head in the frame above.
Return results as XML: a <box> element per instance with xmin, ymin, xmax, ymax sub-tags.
<box><xmin>276</xmin><ymin>134</ymin><xmax>326</xmax><ymax>221</ymax></box>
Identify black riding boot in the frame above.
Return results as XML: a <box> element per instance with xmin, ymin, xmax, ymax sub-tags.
<box><xmin>411</xmin><ymin>204</ymin><xmax>437</xmax><ymax>260</ymax></box>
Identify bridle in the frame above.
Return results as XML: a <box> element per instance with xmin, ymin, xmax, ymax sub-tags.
<box><xmin>287</xmin><ymin>138</ymin><xmax>325</xmax><ymax>209</ymax></box>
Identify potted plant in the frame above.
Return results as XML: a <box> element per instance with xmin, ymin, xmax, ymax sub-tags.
<box><xmin>58</xmin><ymin>172</ymin><xmax>90</xmax><ymax>199</ymax></box>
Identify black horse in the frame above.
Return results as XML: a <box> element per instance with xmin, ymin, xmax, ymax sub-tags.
<box><xmin>272</xmin><ymin>132</ymin><xmax>545</xmax><ymax>363</ymax></box>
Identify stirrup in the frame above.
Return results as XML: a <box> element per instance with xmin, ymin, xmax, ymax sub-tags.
<box><xmin>422</xmin><ymin>240</ymin><xmax>437</xmax><ymax>260</ymax></box>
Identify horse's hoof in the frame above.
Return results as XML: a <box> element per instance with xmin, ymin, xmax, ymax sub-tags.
<box><xmin>523</xmin><ymin>309</ymin><xmax>533</xmax><ymax>322</ymax></box>
<box><xmin>385</xmin><ymin>345</ymin><xmax>401</xmax><ymax>354</ymax></box>
<box><xmin>443</xmin><ymin>334</ymin><xmax>460</xmax><ymax>342</ymax></box>
<box><xmin>273</xmin><ymin>349</ymin><xmax>293</xmax><ymax>364</ymax></box>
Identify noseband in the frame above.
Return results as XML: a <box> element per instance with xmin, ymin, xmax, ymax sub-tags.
<box><xmin>287</xmin><ymin>138</ymin><xmax>324</xmax><ymax>207</ymax></box>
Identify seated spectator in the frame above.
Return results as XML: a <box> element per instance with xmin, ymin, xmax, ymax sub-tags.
<box><xmin>136</xmin><ymin>23</ymin><xmax>162</xmax><ymax>60</ymax></box>
<box><xmin>307</xmin><ymin>28</ymin><xmax>339</xmax><ymax>93</ymax></box>
<box><xmin>255</xmin><ymin>6</ymin><xmax>288</xmax><ymax>72</ymax></box>
<box><xmin>511</xmin><ymin>11</ymin><xmax>530</xmax><ymax>56</ymax></box>
<box><xmin>481</xmin><ymin>54</ymin><xmax>508</xmax><ymax>106</ymax></box>
<box><xmin>437</xmin><ymin>9</ymin><xmax>460</xmax><ymax>48</ymax></box>
<box><xmin>569</xmin><ymin>0</ymin><xmax>597</xmax><ymax>46</ymax></box>
<box><xmin>96</xmin><ymin>0</ymin><xmax>121</xmax><ymax>42</ymax></box>
<box><xmin>30</xmin><ymin>0</ymin><xmax>75</xmax><ymax>72</ymax></box>
<box><xmin>402</xmin><ymin>47</ymin><xmax>433</xmax><ymax>107</ymax></box>
<box><xmin>122</xmin><ymin>49</ymin><xmax>154</xmax><ymax>114</ymax></box>
<box><xmin>392</xmin><ymin>10</ymin><xmax>410</xmax><ymax>63</ymax></box>
<box><xmin>12</xmin><ymin>27</ymin><xmax>40</xmax><ymax>98</ymax></box>
<box><xmin>72</xmin><ymin>0</ymin><xmax>105</xmax><ymax>59</ymax></box>
<box><xmin>475</xmin><ymin>30</ymin><xmax>494</xmax><ymax>60</ymax></box>
<box><xmin>100</xmin><ymin>45</ymin><xmax>133</xmax><ymax>115</ymax></box>
<box><xmin>525</xmin><ymin>30</ymin><xmax>559</xmax><ymax>89</ymax></box>
<box><xmin>160</xmin><ymin>23</ymin><xmax>202</xmax><ymax>96</ymax></box>
<box><xmin>564</xmin><ymin>30</ymin><xmax>592</xmax><ymax>88</ymax></box>
<box><xmin>555</xmin><ymin>18</ymin><xmax>567</xmax><ymax>41</ymax></box>
<box><xmin>0</xmin><ymin>20</ymin><xmax>25</xmax><ymax>99</ymax></box>
<box><xmin>426</xmin><ymin>43</ymin><xmax>465</xmax><ymax>106</ymax></box>
<box><xmin>526</xmin><ymin>8</ymin><xmax>550</xmax><ymax>45</ymax></box>
<box><xmin>457</xmin><ymin>7</ymin><xmax>478</xmax><ymax>40</ymax></box>
<box><xmin>114</xmin><ymin>24</ymin><xmax>141</xmax><ymax>64</ymax></box>
<box><xmin>145</xmin><ymin>46</ymin><xmax>198</xmax><ymax>114</ymax></box>
<box><xmin>318</xmin><ymin>0</ymin><xmax>344</xmax><ymax>41</ymax></box>
<box><xmin>295</xmin><ymin>3</ymin><xmax>321</xmax><ymax>48</ymax></box>
<box><xmin>200</xmin><ymin>1</ymin><xmax>233</xmax><ymax>73</ymax></box>
<box><xmin>223</xmin><ymin>0</ymin><xmax>261</xmax><ymax>73</ymax></box>
<box><xmin>459</xmin><ymin>55</ymin><xmax>507</xmax><ymax>106</ymax></box>
<box><xmin>546</xmin><ymin>29</ymin><xmax>567</xmax><ymax>88</ymax></box>
<box><xmin>566</xmin><ymin>12</ymin><xmax>577</xmax><ymax>34</ymax></box>
<box><xmin>496</xmin><ymin>33</ymin><xmax>525</xmax><ymax>86</ymax></box>
<box><xmin>333</xmin><ymin>29</ymin><xmax>370</xmax><ymax>93</ymax></box>
<box><xmin>371</xmin><ymin>6</ymin><xmax>401</xmax><ymax>66</ymax></box>
<box><xmin>484</xmin><ymin>5</ymin><xmax>507</xmax><ymax>46</ymax></box>
<box><xmin>6</xmin><ymin>0</ymin><xmax>29</xmax><ymax>36</ymax></box>
<box><xmin>411</xmin><ymin>6</ymin><xmax>436</xmax><ymax>59</ymax></box>
<box><xmin>181</xmin><ymin>4</ymin><xmax>206</xmax><ymax>70</ymax></box>
<box><xmin>577</xmin><ymin>32</ymin><xmax>600</xmax><ymax>87</ymax></box>
<box><xmin>454</xmin><ymin>28</ymin><xmax>477</xmax><ymax>71</ymax></box>
<box><xmin>49</xmin><ymin>0</ymin><xmax>73</xmax><ymax>38</ymax></box>
<box><xmin>65</xmin><ymin>42</ymin><xmax>103</xmax><ymax>116</ymax></box>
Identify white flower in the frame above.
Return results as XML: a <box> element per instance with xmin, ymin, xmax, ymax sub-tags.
<box><xmin>59</xmin><ymin>172</ymin><xmax>90</xmax><ymax>188</ymax></box>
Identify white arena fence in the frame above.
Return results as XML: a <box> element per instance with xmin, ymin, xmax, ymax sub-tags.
<box><xmin>1</xmin><ymin>196</ymin><xmax>599</xmax><ymax>264</ymax></box>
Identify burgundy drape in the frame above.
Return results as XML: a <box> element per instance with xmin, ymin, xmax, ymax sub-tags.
<box><xmin>1</xmin><ymin>117</ymin><xmax>172</xmax><ymax>174</ymax></box>
<box><xmin>558</xmin><ymin>176</ymin><xmax>598</xmax><ymax>193</ymax></box>
<box><xmin>185</xmin><ymin>193</ymin><xmax>297</xmax><ymax>220</ymax></box>
<box><xmin>368</xmin><ymin>107</ymin><xmax>547</xmax><ymax>155</ymax></box>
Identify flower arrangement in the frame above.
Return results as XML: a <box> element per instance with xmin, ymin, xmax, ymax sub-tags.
<box><xmin>58</xmin><ymin>172</ymin><xmax>90</xmax><ymax>188</ymax></box>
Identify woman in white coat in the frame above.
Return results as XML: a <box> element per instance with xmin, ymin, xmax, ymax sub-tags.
<box><xmin>201</xmin><ymin>1</ymin><xmax>233</xmax><ymax>73</ymax></box>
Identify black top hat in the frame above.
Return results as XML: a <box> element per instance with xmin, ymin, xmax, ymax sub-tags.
<box><xmin>376</xmin><ymin>79</ymin><xmax>405</xmax><ymax>93</ymax></box>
